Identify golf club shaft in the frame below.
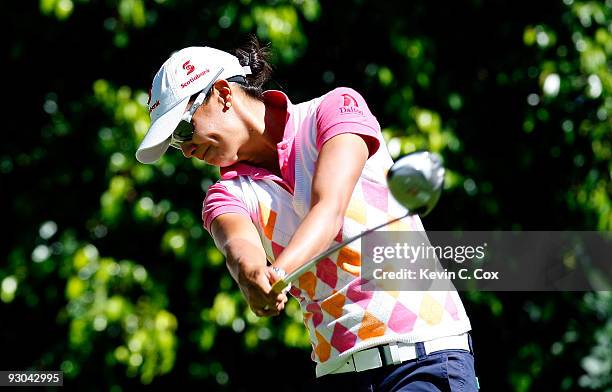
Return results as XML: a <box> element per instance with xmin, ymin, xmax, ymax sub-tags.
<box><xmin>271</xmin><ymin>210</ymin><xmax>411</xmax><ymax>294</ymax></box>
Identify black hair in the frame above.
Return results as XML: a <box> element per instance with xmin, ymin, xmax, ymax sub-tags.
<box><xmin>232</xmin><ymin>35</ymin><xmax>273</xmax><ymax>100</ymax></box>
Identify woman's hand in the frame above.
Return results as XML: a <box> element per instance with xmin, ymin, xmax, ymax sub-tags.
<box><xmin>237</xmin><ymin>263</ymin><xmax>288</xmax><ymax>317</ymax></box>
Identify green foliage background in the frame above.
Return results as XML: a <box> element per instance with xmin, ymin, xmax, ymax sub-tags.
<box><xmin>2</xmin><ymin>0</ymin><xmax>610</xmax><ymax>390</ymax></box>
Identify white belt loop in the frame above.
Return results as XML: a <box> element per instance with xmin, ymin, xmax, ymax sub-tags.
<box><xmin>396</xmin><ymin>342</ymin><xmax>417</xmax><ymax>362</ymax></box>
<box><xmin>388</xmin><ymin>343</ymin><xmax>402</xmax><ymax>365</ymax></box>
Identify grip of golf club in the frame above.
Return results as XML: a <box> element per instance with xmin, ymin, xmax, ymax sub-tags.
<box><xmin>271</xmin><ymin>279</ymin><xmax>289</xmax><ymax>295</ymax></box>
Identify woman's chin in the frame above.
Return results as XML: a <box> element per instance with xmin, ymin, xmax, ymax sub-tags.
<box><xmin>203</xmin><ymin>153</ymin><xmax>223</xmax><ymax>166</ymax></box>
<box><xmin>216</xmin><ymin>156</ymin><xmax>239</xmax><ymax>167</ymax></box>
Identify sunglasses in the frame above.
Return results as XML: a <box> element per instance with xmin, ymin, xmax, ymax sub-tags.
<box><xmin>169</xmin><ymin>67</ymin><xmax>224</xmax><ymax>150</ymax></box>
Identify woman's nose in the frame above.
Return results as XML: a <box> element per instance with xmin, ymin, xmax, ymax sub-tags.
<box><xmin>180</xmin><ymin>142</ymin><xmax>196</xmax><ymax>158</ymax></box>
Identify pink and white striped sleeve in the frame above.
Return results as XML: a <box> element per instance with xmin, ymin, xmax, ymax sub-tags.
<box><xmin>202</xmin><ymin>182</ymin><xmax>251</xmax><ymax>235</ymax></box>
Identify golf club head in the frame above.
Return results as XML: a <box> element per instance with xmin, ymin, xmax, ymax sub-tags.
<box><xmin>386</xmin><ymin>151</ymin><xmax>445</xmax><ymax>217</ymax></box>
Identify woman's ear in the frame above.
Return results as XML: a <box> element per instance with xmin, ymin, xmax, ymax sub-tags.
<box><xmin>220</xmin><ymin>86</ymin><xmax>232</xmax><ymax>103</ymax></box>
<box><xmin>213</xmin><ymin>79</ymin><xmax>232</xmax><ymax>102</ymax></box>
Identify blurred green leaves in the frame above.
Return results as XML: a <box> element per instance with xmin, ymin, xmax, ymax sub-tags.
<box><xmin>197</xmin><ymin>288</ymin><xmax>310</xmax><ymax>353</ymax></box>
<box><xmin>247</xmin><ymin>5</ymin><xmax>307</xmax><ymax>62</ymax></box>
<box><xmin>0</xmin><ymin>275</ymin><xmax>18</xmax><ymax>303</ymax></box>
<box><xmin>40</xmin><ymin>0</ymin><xmax>74</xmax><ymax>20</ymax></box>
<box><xmin>524</xmin><ymin>0</ymin><xmax>611</xmax><ymax>230</ymax></box>
<box><xmin>578</xmin><ymin>292</ymin><xmax>611</xmax><ymax>389</ymax></box>
<box><xmin>65</xmin><ymin>244</ymin><xmax>177</xmax><ymax>383</ymax></box>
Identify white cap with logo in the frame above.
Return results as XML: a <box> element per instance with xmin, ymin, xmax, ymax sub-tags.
<box><xmin>136</xmin><ymin>46</ymin><xmax>251</xmax><ymax>164</ymax></box>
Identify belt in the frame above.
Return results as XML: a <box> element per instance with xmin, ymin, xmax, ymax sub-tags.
<box><xmin>328</xmin><ymin>333</ymin><xmax>471</xmax><ymax>375</ymax></box>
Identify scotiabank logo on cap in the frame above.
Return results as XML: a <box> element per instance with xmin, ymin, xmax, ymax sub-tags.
<box><xmin>339</xmin><ymin>93</ymin><xmax>363</xmax><ymax>115</ymax></box>
<box><xmin>181</xmin><ymin>68</ymin><xmax>210</xmax><ymax>89</ymax></box>
<box><xmin>182</xmin><ymin>60</ymin><xmax>195</xmax><ymax>75</ymax></box>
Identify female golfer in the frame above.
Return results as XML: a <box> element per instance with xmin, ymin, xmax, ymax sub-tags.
<box><xmin>136</xmin><ymin>38</ymin><xmax>479</xmax><ymax>391</ymax></box>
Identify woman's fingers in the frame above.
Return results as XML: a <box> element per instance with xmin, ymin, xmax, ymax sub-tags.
<box><xmin>249</xmin><ymin>291</ymin><xmax>287</xmax><ymax>317</ymax></box>
<box><xmin>253</xmin><ymin>304</ymin><xmax>280</xmax><ymax>317</ymax></box>
<box><xmin>276</xmin><ymin>299</ymin><xmax>286</xmax><ymax>312</ymax></box>
<box><xmin>275</xmin><ymin>292</ymin><xmax>288</xmax><ymax>306</ymax></box>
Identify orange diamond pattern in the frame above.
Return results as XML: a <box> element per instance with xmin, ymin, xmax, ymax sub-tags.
<box><xmin>337</xmin><ymin>246</ymin><xmax>361</xmax><ymax>276</ymax></box>
<box><xmin>315</xmin><ymin>331</ymin><xmax>331</xmax><ymax>362</ymax></box>
<box><xmin>358</xmin><ymin>311</ymin><xmax>386</xmax><ymax>340</ymax></box>
<box><xmin>321</xmin><ymin>291</ymin><xmax>345</xmax><ymax>319</ymax></box>
<box><xmin>298</xmin><ymin>271</ymin><xmax>317</xmax><ymax>299</ymax></box>
<box><xmin>259</xmin><ymin>202</ymin><xmax>277</xmax><ymax>240</ymax></box>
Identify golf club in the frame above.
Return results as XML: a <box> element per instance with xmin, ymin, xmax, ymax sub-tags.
<box><xmin>270</xmin><ymin>150</ymin><xmax>445</xmax><ymax>295</ymax></box>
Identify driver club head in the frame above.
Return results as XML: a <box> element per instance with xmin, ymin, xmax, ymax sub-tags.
<box><xmin>386</xmin><ymin>151</ymin><xmax>445</xmax><ymax>217</ymax></box>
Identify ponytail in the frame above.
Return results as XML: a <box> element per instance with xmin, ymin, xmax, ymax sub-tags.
<box><xmin>233</xmin><ymin>35</ymin><xmax>273</xmax><ymax>99</ymax></box>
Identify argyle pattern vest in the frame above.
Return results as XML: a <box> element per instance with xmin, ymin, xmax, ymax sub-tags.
<box><xmin>218</xmin><ymin>102</ymin><xmax>471</xmax><ymax>376</ymax></box>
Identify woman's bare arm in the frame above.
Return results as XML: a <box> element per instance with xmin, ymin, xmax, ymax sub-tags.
<box><xmin>211</xmin><ymin>213</ymin><xmax>287</xmax><ymax>316</ymax></box>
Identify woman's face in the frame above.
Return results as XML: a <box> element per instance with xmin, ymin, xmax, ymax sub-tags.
<box><xmin>179</xmin><ymin>84</ymin><xmax>246</xmax><ymax>167</ymax></box>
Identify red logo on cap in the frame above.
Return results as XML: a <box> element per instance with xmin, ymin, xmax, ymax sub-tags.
<box><xmin>339</xmin><ymin>93</ymin><xmax>363</xmax><ymax>115</ymax></box>
<box><xmin>183</xmin><ymin>60</ymin><xmax>195</xmax><ymax>75</ymax></box>
<box><xmin>149</xmin><ymin>100</ymin><xmax>160</xmax><ymax>113</ymax></box>
<box><xmin>342</xmin><ymin>94</ymin><xmax>359</xmax><ymax>107</ymax></box>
